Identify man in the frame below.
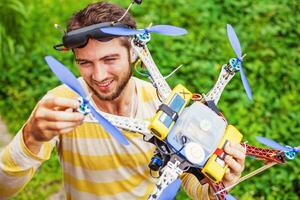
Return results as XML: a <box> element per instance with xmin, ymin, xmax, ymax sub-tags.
<box><xmin>0</xmin><ymin>2</ymin><xmax>246</xmax><ymax>199</ymax></box>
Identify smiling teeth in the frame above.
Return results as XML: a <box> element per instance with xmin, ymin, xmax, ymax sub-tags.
<box><xmin>97</xmin><ymin>80</ymin><xmax>112</xmax><ymax>87</ymax></box>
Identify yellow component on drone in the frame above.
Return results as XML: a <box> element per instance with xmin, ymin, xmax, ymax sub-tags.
<box><xmin>149</xmin><ymin>84</ymin><xmax>192</xmax><ymax>140</ymax></box>
<box><xmin>202</xmin><ymin>125</ymin><xmax>243</xmax><ymax>183</ymax></box>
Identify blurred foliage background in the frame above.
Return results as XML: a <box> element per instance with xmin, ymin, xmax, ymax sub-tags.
<box><xmin>0</xmin><ymin>0</ymin><xmax>299</xmax><ymax>199</ymax></box>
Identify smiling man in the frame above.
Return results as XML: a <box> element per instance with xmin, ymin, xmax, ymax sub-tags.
<box><xmin>0</xmin><ymin>1</ymin><xmax>246</xmax><ymax>200</ymax></box>
<box><xmin>75</xmin><ymin>38</ymin><xmax>135</xmax><ymax>114</ymax></box>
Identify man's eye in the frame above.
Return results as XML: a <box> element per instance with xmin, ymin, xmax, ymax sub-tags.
<box><xmin>78</xmin><ymin>62</ymin><xmax>91</xmax><ymax>66</ymax></box>
<box><xmin>105</xmin><ymin>58</ymin><xmax>117</xmax><ymax>63</ymax></box>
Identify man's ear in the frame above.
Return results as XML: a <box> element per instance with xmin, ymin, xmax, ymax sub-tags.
<box><xmin>130</xmin><ymin>48</ymin><xmax>138</xmax><ymax>63</ymax></box>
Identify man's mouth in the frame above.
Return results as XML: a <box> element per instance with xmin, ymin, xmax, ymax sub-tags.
<box><xmin>95</xmin><ymin>80</ymin><xmax>114</xmax><ymax>91</ymax></box>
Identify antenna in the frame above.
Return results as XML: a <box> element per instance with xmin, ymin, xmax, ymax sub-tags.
<box><xmin>164</xmin><ymin>65</ymin><xmax>183</xmax><ymax>80</ymax></box>
<box><xmin>54</xmin><ymin>24</ymin><xmax>66</xmax><ymax>34</ymax></box>
<box><xmin>115</xmin><ymin>0</ymin><xmax>142</xmax><ymax>23</ymax></box>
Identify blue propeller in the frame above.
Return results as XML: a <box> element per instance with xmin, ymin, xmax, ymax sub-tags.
<box><xmin>44</xmin><ymin>56</ymin><xmax>129</xmax><ymax>146</ymax></box>
<box><xmin>256</xmin><ymin>136</ymin><xmax>300</xmax><ymax>153</ymax></box>
<box><xmin>227</xmin><ymin>24</ymin><xmax>253</xmax><ymax>100</ymax></box>
<box><xmin>158</xmin><ymin>178</ymin><xmax>181</xmax><ymax>200</ymax></box>
<box><xmin>100</xmin><ymin>25</ymin><xmax>187</xmax><ymax>36</ymax></box>
<box><xmin>225</xmin><ymin>194</ymin><xmax>237</xmax><ymax>200</ymax></box>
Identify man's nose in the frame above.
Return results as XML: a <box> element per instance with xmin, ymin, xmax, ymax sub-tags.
<box><xmin>92</xmin><ymin>64</ymin><xmax>108</xmax><ymax>82</ymax></box>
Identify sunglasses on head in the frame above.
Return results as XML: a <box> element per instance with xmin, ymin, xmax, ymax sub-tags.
<box><xmin>54</xmin><ymin>22</ymin><xmax>129</xmax><ymax>51</ymax></box>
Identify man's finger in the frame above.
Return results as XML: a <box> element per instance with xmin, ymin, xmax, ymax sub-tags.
<box><xmin>36</xmin><ymin>108</ymin><xmax>84</xmax><ymax>122</ymax></box>
<box><xmin>231</xmin><ymin>143</ymin><xmax>246</xmax><ymax>154</ymax></box>
<box><xmin>42</xmin><ymin>96</ymin><xmax>80</xmax><ymax>110</ymax></box>
<box><xmin>46</xmin><ymin>121</ymin><xmax>83</xmax><ymax>131</ymax></box>
<box><xmin>224</xmin><ymin>168</ymin><xmax>235</xmax><ymax>182</ymax></box>
<box><xmin>224</xmin><ymin>143</ymin><xmax>246</xmax><ymax>162</ymax></box>
<box><xmin>225</xmin><ymin>155</ymin><xmax>244</xmax><ymax>175</ymax></box>
<box><xmin>223</xmin><ymin>168</ymin><xmax>240</xmax><ymax>187</ymax></box>
<box><xmin>54</xmin><ymin>107</ymin><xmax>74</xmax><ymax>112</ymax></box>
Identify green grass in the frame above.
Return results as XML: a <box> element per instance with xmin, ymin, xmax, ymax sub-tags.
<box><xmin>1</xmin><ymin>0</ymin><xmax>299</xmax><ymax>199</ymax></box>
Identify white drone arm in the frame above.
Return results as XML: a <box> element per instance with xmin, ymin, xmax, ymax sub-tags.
<box><xmin>131</xmin><ymin>40</ymin><xmax>172</xmax><ymax>101</ymax></box>
<box><xmin>84</xmin><ymin>112</ymin><xmax>153</xmax><ymax>139</ymax></box>
<box><xmin>205</xmin><ymin>64</ymin><xmax>236</xmax><ymax>105</ymax></box>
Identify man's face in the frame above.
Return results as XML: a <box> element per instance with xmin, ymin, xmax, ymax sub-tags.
<box><xmin>74</xmin><ymin>38</ymin><xmax>132</xmax><ymax>101</ymax></box>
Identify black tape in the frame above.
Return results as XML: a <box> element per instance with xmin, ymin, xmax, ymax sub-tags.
<box><xmin>158</xmin><ymin>104</ymin><xmax>179</xmax><ymax>122</ymax></box>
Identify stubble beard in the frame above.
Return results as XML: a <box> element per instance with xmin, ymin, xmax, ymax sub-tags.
<box><xmin>87</xmin><ymin>66</ymin><xmax>132</xmax><ymax>101</ymax></box>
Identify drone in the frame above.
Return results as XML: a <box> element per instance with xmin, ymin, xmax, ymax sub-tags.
<box><xmin>46</xmin><ymin>2</ymin><xmax>299</xmax><ymax>200</ymax></box>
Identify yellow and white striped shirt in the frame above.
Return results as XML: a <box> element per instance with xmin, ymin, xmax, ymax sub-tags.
<box><xmin>0</xmin><ymin>77</ymin><xmax>210</xmax><ymax>200</ymax></box>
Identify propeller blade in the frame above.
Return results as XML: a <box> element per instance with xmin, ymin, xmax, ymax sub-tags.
<box><xmin>45</xmin><ymin>56</ymin><xmax>86</xmax><ymax>98</ymax></box>
<box><xmin>239</xmin><ymin>63</ymin><xmax>253</xmax><ymax>100</ymax></box>
<box><xmin>256</xmin><ymin>136</ymin><xmax>291</xmax><ymax>152</ymax></box>
<box><xmin>226</xmin><ymin>25</ymin><xmax>253</xmax><ymax>100</ymax></box>
<box><xmin>101</xmin><ymin>25</ymin><xmax>187</xmax><ymax>37</ymax></box>
<box><xmin>227</xmin><ymin>24</ymin><xmax>242</xmax><ymax>58</ymax></box>
<box><xmin>225</xmin><ymin>194</ymin><xmax>237</xmax><ymax>200</ymax></box>
<box><xmin>147</xmin><ymin>25</ymin><xmax>187</xmax><ymax>36</ymax></box>
<box><xmin>88</xmin><ymin>104</ymin><xmax>129</xmax><ymax>145</ymax></box>
<box><xmin>225</xmin><ymin>194</ymin><xmax>236</xmax><ymax>200</ymax></box>
<box><xmin>100</xmin><ymin>27</ymin><xmax>144</xmax><ymax>36</ymax></box>
<box><xmin>158</xmin><ymin>178</ymin><xmax>182</xmax><ymax>200</ymax></box>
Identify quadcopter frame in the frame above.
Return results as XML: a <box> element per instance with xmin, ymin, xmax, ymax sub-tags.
<box><xmin>47</xmin><ymin>20</ymin><xmax>296</xmax><ymax>199</ymax></box>
<box><xmin>80</xmin><ymin>32</ymin><xmax>290</xmax><ymax>199</ymax></box>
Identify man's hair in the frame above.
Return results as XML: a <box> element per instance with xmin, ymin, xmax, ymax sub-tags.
<box><xmin>67</xmin><ymin>2</ymin><xmax>136</xmax><ymax>32</ymax></box>
<box><xmin>67</xmin><ymin>2</ymin><xmax>136</xmax><ymax>50</ymax></box>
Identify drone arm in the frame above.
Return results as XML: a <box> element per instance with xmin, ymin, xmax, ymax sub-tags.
<box><xmin>242</xmin><ymin>143</ymin><xmax>286</xmax><ymax>164</ymax></box>
<box><xmin>83</xmin><ymin>111</ymin><xmax>153</xmax><ymax>139</ymax></box>
<box><xmin>205</xmin><ymin>64</ymin><xmax>236</xmax><ymax>105</ymax></box>
<box><xmin>131</xmin><ymin>40</ymin><xmax>172</xmax><ymax>101</ymax></box>
<box><xmin>207</xmin><ymin>179</ymin><xmax>228</xmax><ymax>200</ymax></box>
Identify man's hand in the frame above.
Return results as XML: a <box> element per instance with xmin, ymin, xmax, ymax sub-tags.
<box><xmin>23</xmin><ymin>95</ymin><xmax>84</xmax><ymax>154</ymax></box>
<box><xmin>223</xmin><ymin>142</ymin><xmax>246</xmax><ymax>188</ymax></box>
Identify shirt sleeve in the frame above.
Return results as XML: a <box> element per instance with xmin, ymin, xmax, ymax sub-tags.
<box><xmin>0</xmin><ymin>126</ymin><xmax>57</xmax><ymax>199</ymax></box>
<box><xmin>180</xmin><ymin>173</ymin><xmax>212</xmax><ymax>200</ymax></box>
<box><xmin>0</xmin><ymin>84</ymin><xmax>74</xmax><ymax>199</ymax></box>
